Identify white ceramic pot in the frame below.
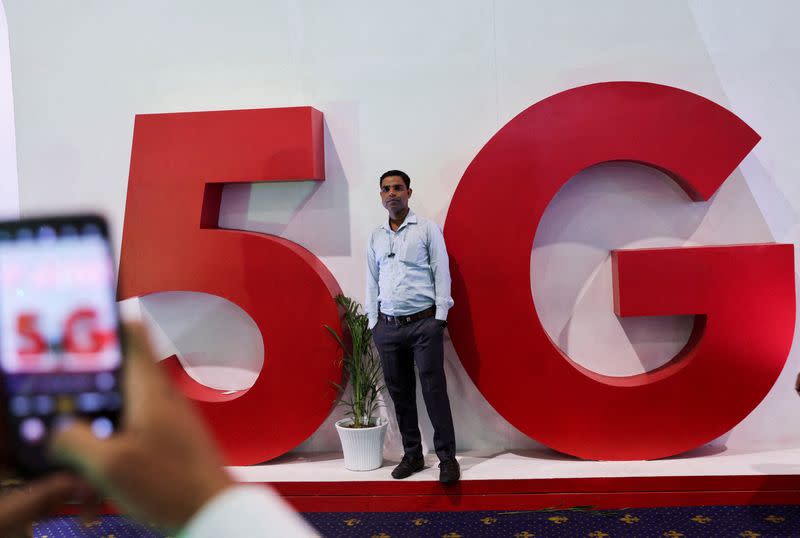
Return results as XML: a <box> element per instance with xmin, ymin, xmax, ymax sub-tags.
<box><xmin>335</xmin><ymin>417</ymin><xmax>388</xmax><ymax>471</ymax></box>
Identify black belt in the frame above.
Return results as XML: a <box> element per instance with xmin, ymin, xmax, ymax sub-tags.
<box><xmin>379</xmin><ymin>306</ymin><xmax>435</xmax><ymax>326</ymax></box>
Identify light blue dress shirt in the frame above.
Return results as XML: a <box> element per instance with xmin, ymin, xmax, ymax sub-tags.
<box><xmin>365</xmin><ymin>210</ymin><xmax>454</xmax><ymax>329</ymax></box>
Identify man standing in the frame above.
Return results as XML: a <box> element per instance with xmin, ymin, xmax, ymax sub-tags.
<box><xmin>366</xmin><ymin>170</ymin><xmax>459</xmax><ymax>484</ymax></box>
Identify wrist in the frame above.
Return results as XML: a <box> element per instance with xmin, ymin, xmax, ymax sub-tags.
<box><xmin>176</xmin><ymin>472</ymin><xmax>235</xmax><ymax>530</ymax></box>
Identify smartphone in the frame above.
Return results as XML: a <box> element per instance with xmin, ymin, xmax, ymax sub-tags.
<box><xmin>0</xmin><ymin>215</ymin><xmax>123</xmax><ymax>476</ymax></box>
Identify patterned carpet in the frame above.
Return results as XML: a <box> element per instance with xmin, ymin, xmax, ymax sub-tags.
<box><xmin>32</xmin><ymin>505</ymin><xmax>800</xmax><ymax>537</ymax></box>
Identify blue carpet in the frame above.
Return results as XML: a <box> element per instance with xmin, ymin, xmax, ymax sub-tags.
<box><xmin>33</xmin><ymin>505</ymin><xmax>800</xmax><ymax>537</ymax></box>
<box><xmin>33</xmin><ymin>516</ymin><xmax>166</xmax><ymax>537</ymax></box>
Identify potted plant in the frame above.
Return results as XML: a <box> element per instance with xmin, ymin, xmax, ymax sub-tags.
<box><xmin>325</xmin><ymin>294</ymin><xmax>387</xmax><ymax>471</ymax></box>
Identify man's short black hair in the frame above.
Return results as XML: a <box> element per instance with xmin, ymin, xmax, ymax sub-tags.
<box><xmin>380</xmin><ymin>170</ymin><xmax>411</xmax><ymax>189</ymax></box>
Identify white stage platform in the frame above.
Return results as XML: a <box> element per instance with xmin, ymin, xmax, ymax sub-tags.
<box><xmin>228</xmin><ymin>445</ymin><xmax>800</xmax><ymax>511</ymax></box>
<box><xmin>231</xmin><ymin>445</ymin><xmax>800</xmax><ymax>483</ymax></box>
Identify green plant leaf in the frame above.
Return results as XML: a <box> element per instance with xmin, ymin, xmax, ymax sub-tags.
<box><xmin>325</xmin><ymin>294</ymin><xmax>385</xmax><ymax>427</ymax></box>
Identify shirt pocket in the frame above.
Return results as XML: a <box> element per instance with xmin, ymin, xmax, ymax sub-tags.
<box><xmin>399</xmin><ymin>240</ymin><xmax>424</xmax><ymax>264</ymax></box>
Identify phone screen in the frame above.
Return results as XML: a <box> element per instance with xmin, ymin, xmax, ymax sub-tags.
<box><xmin>0</xmin><ymin>216</ymin><xmax>122</xmax><ymax>475</ymax></box>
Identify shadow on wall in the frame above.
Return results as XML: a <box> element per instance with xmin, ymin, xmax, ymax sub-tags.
<box><xmin>218</xmin><ymin>121</ymin><xmax>351</xmax><ymax>256</ymax></box>
<box><xmin>531</xmin><ymin>160</ymin><xmax>775</xmax><ymax>378</ymax></box>
<box><xmin>139</xmin><ymin>291</ymin><xmax>264</xmax><ymax>392</ymax></box>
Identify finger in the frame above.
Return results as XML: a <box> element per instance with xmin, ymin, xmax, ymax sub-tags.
<box><xmin>120</xmin><ymin>324</ymin><xmax>220</xmax><ymax>457</ymax></box>
<box><xmin>50</xmin><ymin>426</ymin><xmax>142</xmax><ymax>521</ymax></box>
<box><xmin>0</xmin><ymin>473</ymin><xmax>77</xmax><ymax>534</ymax></box>
<box><xmin>49</xmin><ymin>422</ymin><xmax>122</xmax><ymax>483</ymax></box>
<box><xmin>123</xmin><ymin>323</ymin><xmax>166</xmax><ymax>384</ymax></box>
<box><xmin>121</xmin><ymin>323</ymin><xmax>177</xmax><ymax>427</ymax></box>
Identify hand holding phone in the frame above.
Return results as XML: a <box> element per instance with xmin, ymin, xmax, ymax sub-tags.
<box><xmin>50</xmin><ymin>324</ymin><xmax>234</xmax><ymax>531</ymax></box>
<box><xmin>0</xmin><ymin>215</ymin><xmax>307</xmax><ymax>535</ymax></box>
<box><xmin>0</xmin><ymin>216</ymin><xmax>123</xmax><ymax>477</ymax></box>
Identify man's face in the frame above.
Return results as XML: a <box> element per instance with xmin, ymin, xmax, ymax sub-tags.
<box><xmin>380</xmin><ymin>176</ymin><xmax>412</xmax><ymax>213</ymax></box>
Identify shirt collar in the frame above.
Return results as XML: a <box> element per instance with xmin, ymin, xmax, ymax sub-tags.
<box><xmin>382</xmin><ymin>209</ymin><xmax>417</xmax><ymax>232</ymax></box>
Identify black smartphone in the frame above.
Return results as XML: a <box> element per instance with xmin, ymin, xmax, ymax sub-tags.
<box><xmin>0</xmin><ymin>215</ymin><xmax>123</xmax><ymax>476</ymax></box>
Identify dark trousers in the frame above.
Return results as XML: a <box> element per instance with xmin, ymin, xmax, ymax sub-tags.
<box><xmin>373</xmin><ymin>315</ymin><xmax>456</xmax><ymax>462</ymax></box>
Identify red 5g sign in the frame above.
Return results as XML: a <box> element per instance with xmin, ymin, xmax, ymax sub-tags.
<box><xmin>119</xmin><ymin>82</ymin><xmax>795</xmax><ymax>464</ymax></box>
<box><xmin>119</xmin><ymin>108</ymin><xmax>343</xmax><ymax>465</ymax></box>
<box><xmin>446</xmin><ymin>82</ymin><xmax>794</xmax><ymax>460</ymax></box>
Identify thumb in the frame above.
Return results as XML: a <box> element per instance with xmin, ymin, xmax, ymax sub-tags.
<box><xmin>49</xmin><ymin>421</ymin><xmax>120</xmax><ymax>483</ymax></box>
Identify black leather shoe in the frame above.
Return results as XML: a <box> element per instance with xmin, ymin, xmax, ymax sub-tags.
<box><xmin>439</xmin><ymin>459</ymin><xmax>460</xmax><ymax>484</ymax></box>
<box><xmin>391</xmin><ymin>454</ymin><xmax>425</xmax><ymax>479</ymax></box>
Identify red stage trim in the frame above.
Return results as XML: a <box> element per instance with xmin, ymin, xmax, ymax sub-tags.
<box><xmin>56</xmin><ymin>476</ymin><xmax>800</xmax><ymax>515</ymax></box>
<box><xmin>269</xmin><ymin>476</ymin><xmax>800</xmax><ymax>512</ymax></box>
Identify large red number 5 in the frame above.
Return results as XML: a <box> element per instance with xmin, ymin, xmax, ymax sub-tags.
<box><xmin>118</xmin><ymin>107</ymin><xmax>342</xmax><ymax>465</ymax></box>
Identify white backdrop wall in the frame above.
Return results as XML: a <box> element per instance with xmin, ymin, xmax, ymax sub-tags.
<box><xmin>4</xmin><ymin>0</ymin><xmax>800</xmax><ymax>459</ymax></box>
<box><xmin>0</xmin><ymin>1</ymin><xmax>18</xmax><ymax>219</ymax></box>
